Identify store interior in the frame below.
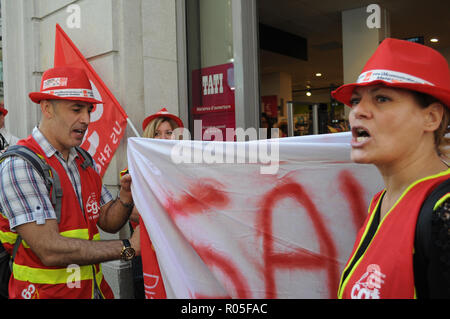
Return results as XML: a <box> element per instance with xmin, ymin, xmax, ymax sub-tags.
<box><xmin>257</xmin><ymin>0</ymin><xmax>450</xmax><ymax>136</ymax></box>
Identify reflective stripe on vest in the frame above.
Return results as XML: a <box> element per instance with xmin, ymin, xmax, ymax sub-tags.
<box><xmin>11</xmin><ymin>230</ymin><xmax>101</xmax><ymax>284</ymax></box>
<box><xmin>1</xmin><ymin>229</ymin><xmax>100</xmax><ymax>249</ymax></box>
<box><xmin>13</xmin><ymin>263</ymin><xmax>93</xmax><ymax>285</ymax></box>
<box><xmin>0</xmin><ymin>229</ymin><xmax>18</xmax><ymax>246</ymax></box>
<box><xmin>12</xmin><ymin>262</ymin><xmax>105</xmax><ymax>285</ymax></box>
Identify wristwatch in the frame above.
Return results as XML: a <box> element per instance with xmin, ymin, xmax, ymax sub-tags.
<box><xmin>120</xmin><ymin>239</ymin><xmax>135</xmax><ymax>261</ymax></box>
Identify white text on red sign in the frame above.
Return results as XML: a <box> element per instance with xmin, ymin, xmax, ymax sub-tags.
<box><xmin>202</xmin><ymin>73</ymin><xmax>224</xmax><ymax>96</ymax></box>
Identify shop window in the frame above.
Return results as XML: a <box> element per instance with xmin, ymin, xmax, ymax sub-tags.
<box><xmin>258</xmin><ymin>0</ymin><xmax>450</xmax><ymax>136</ymax></box>
<box><xmin>185</xmin><ymin>0</ymin><xmax>235</xmax><ymax>141</ymax></box>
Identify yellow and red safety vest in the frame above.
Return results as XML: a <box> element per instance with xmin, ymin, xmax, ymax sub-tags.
<box><xmin>0</xmin><ymin>136</ymin><xmax>113</xmax><ymax>299</ymax></box>
<box><xmin>338</xmin><ymin>169</ymin><xmax>450</xmax><ymax>299</ymax></box>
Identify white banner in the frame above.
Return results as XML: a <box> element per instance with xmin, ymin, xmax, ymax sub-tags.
<box><xmin>127</xmin><ymin>132</ymin><xmax>383</xmax><ymax>298</ymax></box>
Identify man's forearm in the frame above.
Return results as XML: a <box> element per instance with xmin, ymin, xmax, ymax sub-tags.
<box><xmin>97</xmin><ymin>174</ymin><xmax>134</xmax><ymax>233</ymax></box>
<box><xmin>43</xmin><ymin>235</ymin><xmax>124</xmax><ymax>267</ymax></box>
<box><xmin>97</xmin><ymin>196</ymin><xmax>133</xmax><ymax>233</ymax></box>
<box><xmin>16</xmin><ymin>220</ymin><xmax>127</xmax><ymax>267</ymax></box>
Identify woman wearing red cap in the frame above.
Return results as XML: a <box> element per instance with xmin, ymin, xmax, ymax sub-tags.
<box><xmin>141</xmin><ymin>107</ymin><xmax>184</xmax><ymax>140</ymax></box>
<box><xmin>127</xmin><ymin>107</ymin><xmax>184</xmax><ymax>225</ymax></box>
<box><xmin>125</xmin><ymin>107</ymin><xmax>184</xmax><ymax>298</ymax></box>
<box><xmin>333</xmin><ymin>38</ymin><xmax>450</xmax><ymax>299</ymax></box>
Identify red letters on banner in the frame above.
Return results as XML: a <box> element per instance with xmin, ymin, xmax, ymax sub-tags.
<box><xmin>166</xmin><ymin>179</ymin><xmax>230</xmax><ymax>218</ymax></box>
<box><xmin>165</xmin><ymin>170</ymin><xmax>366</xmax><ymax>298</ymax></box>
<box><xmin>258</xmin><ymin>179</ymin><xmax>339</xmax><ymax>298</ymax></box>
<box><xmin>194</xmin><ymin>245</ymin><xmax>250</xmax><ymax>299</ymax></box>
<box><xmin>338</xmin><ymin>170</ymin><xmax>367</xmax><ymax>229</ymax></box>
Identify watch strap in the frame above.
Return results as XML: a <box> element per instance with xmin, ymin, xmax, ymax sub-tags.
<box><xmin>122</xmin><ymin>239</ymin><xmax>131</xmax><ymax>248</ymax></box>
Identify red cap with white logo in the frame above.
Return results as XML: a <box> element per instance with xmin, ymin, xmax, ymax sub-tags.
<box><xmin>332</xmin><ymin>38</ymin><xmax>450</xmax><ymax>108</ymax></box>
<box><xmin>29</xmin><ymin>66</ymin><xmax>102</xmax><ymax>105</ymax></box>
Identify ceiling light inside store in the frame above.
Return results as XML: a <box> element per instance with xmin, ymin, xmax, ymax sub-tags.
<box><xmin>430</xmin><ymin>38</ymin><xmax>439</xmax><ymax>43</ymax></box>
<box><xmin>315</xmin><ymin>73</ymin><xmax>322</xmax><ymax>77</ymax></box>
<box><xmin>306</xmin><ymin>90</ymin><xmax>312</xmax><ymax>97</ymax></box>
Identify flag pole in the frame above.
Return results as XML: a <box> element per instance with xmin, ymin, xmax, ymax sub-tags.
<box><xmin>127</xmin><ymin>118</ymin><xmax>141</xmax><ymax>138</ymax></box>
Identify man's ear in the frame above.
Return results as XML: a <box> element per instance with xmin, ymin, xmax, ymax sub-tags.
<box><xmin>40</xmin><ymin>100</ymin><xmax>55</xmax><ymax>119</ymax></box>
<box><xmin>423</xmin><ymin>102</ymin><xmax>444</xmax><ymax>132</ymax></box>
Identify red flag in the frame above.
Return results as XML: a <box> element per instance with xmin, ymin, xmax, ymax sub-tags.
<box><xmin>140</xmin><ymin>216</ymin><xmax>167</xmax><ymax>299</ymax></box>
<box><xmin>54</xmin><ymin>24</ymin><xmax>127</xmax><ymax>176</ymax></box>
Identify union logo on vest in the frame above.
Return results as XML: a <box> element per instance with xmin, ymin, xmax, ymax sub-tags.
<box><xmin>351</xmin><ymin>264</ymin><xmax>386</xmax><ymax>299</ymax></box>
<box><xmin>86</xmin><ymin>193</ymin><xmax>100</xmax><ymax>220</ymax></box>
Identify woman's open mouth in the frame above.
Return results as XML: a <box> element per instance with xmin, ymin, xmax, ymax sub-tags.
<box><xmin>351</xmin><ymin>126</ymin><xmax>371</xmax><ymax>146</ymax></box>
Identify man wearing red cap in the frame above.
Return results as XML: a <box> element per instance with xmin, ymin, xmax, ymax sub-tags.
<box><xmin>0</xmin><ymin>102</ymin><xmax>19</xmax><ymax>152</ymax></box>
<box><xmin>0</xmin><ymin>66</ymin><xmax>139</xmax><ymax>299</ymax></box>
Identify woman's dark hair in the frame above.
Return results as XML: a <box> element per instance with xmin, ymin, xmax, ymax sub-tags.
<box><xmin>411</xmin><ymin>91</ymin><xmax>450</xmax><ymax>158</ymax></box>
<box><xmin>413</xmin><ymin>91</ymin><xmax>440</xmax><ymax>108</ymax></box>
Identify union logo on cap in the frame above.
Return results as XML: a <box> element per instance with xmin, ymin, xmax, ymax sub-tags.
<box><xmin>42</xmin><ymin>77</ymin><xmax>68</xmax><ymax>90</ymax></box>
<box><xmin>362</xmin><ymin>72</ymin><xmax>373</xmax><ymax>82</ymax></box>
<box><xmin>332</xmin><ymin>38</ymin><xmax>450</xmax><ymax>108</ymax></box>
<box><xmin>29</xmin><ymin>66</ymin><xmax>103</xmax><ymax>105</ymax></box>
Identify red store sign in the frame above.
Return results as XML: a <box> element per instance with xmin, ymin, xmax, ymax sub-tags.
<box><xmin>192</xmin><ymin>63</ymin><xmax>236</xmax><ymax>141</ymax></box>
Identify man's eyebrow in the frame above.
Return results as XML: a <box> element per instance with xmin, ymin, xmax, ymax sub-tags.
<box><xmin>72</xmin><ymin>103</ymin><xmax>93</xmax><ymax>109</ymax></box>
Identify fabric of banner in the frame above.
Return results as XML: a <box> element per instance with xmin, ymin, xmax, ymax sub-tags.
<box><xmin>127</xmin><ymin>132</ymin><xmax>384</xmax><ymax>298</ymax></box>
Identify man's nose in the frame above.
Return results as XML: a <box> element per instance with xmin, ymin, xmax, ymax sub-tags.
<box><xmin>80</xmin><ymin>108</ymin><xmax>91</xmax><ymax>124</ymax></box>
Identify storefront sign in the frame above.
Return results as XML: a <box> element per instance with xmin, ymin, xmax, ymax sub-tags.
<box><xmin>192</xmin><ymin>63</ymin><xmax>235</xmax><ymax>141</ymax></box>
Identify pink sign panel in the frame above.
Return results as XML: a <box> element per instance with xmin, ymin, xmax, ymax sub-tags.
<box><xmin>192</xmin><ymin>63</ymin><xmax>236</xmax><ymax>141</ymax></box>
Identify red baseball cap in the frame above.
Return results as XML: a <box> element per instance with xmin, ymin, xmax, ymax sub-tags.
<box><xmin>142</xmin><ymin>107</ymin><xmax>184</xmax><ymax>131</ymax></box>
<box><xmin>29</xmin><ymin>66</ymin><xmax>102</xmax><ymax>104</ymax></box>
<box><xmin>332</xmin><ymin>38</ymin><xmax>450</xmax><ymax>108</ymax></box>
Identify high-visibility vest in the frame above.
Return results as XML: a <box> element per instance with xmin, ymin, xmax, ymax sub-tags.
<box><xmin>338</xmin><ymin>169</ymin><xmax>450</xmax><ymax>299</ymax></box>
<box><xmin>3</xmin><ymin>136</ymin><xmax>113</xmax><ymax>299</ymax></box>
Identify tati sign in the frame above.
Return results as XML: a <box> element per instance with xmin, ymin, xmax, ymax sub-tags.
<box><xmin>192</xmin><ymin>63</ymin><xmax>236</xmax><ymax>141</ymax></box>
